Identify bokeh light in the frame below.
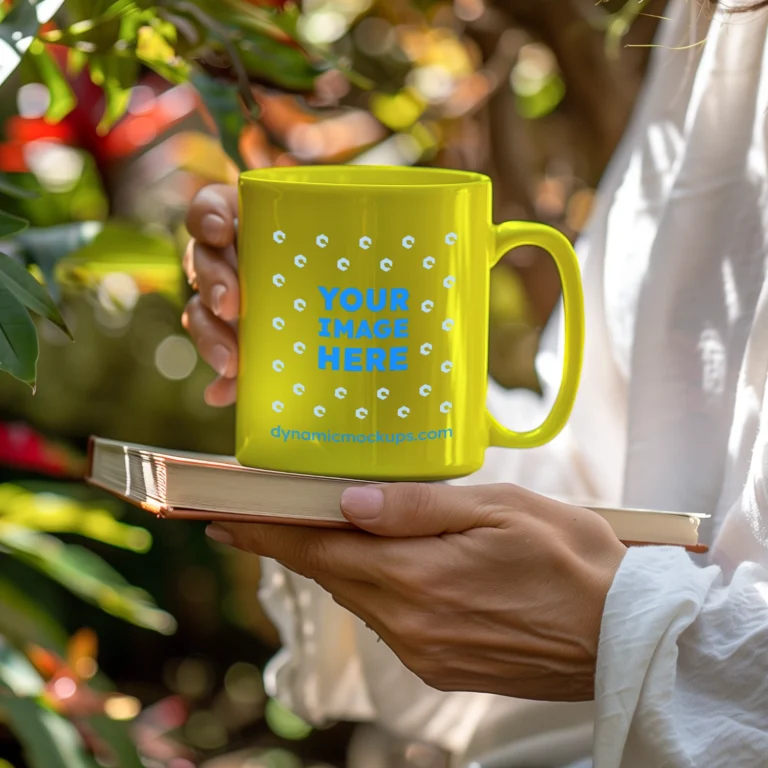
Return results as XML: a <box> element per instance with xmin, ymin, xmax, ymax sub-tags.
<box><xmin>245</xmin><ymin>748</ymin><xmax>302</xmax><ymax>768</ymax></box>
<box><xmin>98</xmin><ymin>273</ymin><xmax>141</xmax><ymax>313</ymax></box>
<box><xmin>353</xmin><ymin>18</ymin><xmax>394</xmax><ymax>56</ymax></box>
<box><xmin>155</xmin><ymin>334</ymin><xmax>198</xmax><ymax>381</ymax></box>
<box><xmin>224</xmin><ymin>662</ymin><xmax>265</xmax><ymax>707</ymax></box>
<box><xmin>265</xmin><ymin>698</ymin><xmax>313</xmax><ymax>741</ymax></box>
<box><xmin>300</xmin><ymin>11</ymin><xmax>349</xmax><ymax>45</ymax></box>
<box><xmin>52</xmin><ymin>676</ymin><xmax>77</xmax><ymax>699</ymax></box>
<box><xmin>16</xmin><ymin>82</ymin><xmax>50</xmax><ymax>118</ymax></box>
<box><xmin>185</xmin><ymin>709</ymin><xmax>228</xmax><ymax>750</ymax></box>
<box><xmin>24</xmin><ymin>142</ymin><xmax>85</xmax><ymax>193</ymax></box>
<box><xmin>104</xmin><ymin>694</ymin><xmax>142</xmax><ymax>720</ymax></box>
<box><xmin>165</xmin><ymin>656</ymin><xmax>215</xmax><ymax>699</ymax></box>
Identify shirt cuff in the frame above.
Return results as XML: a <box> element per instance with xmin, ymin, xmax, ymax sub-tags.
<box><xmin>593</xmin><ymin>546</ymin><xmax>720</xmax><ymax>765</ymax></box>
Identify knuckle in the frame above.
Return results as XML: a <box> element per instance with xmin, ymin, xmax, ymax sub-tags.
<box><xmin>225</xmin><ymin>525</ymin><xmax>259</xmax><ymax>553</ymax></box>
<box><xmin>188</xmin><ymin>184</ymin><xmax>217</xmax><ymax>212</ymax></box>
<box><xmin>183</xmin><ymin>295</ymin><xmax>206</xmax><ymax>330</ymax></box>
<box><xmin>412</xmin><ymin>483</ymin><xmax>435</xmax><ymax>514</ymax></box>
<box><xmin>186</xmin><ymin>293</ymin><xmax>203</xmax><ymax>312</ymax></box>
<box><xmin>193</xmin><ymin>243</ymin><xmax>238</xmax><ymax>299</ymax></box>
<box><xmin>404</xmin><ymin>483</ymin><xmax>434</xmax><ymax>514</ymax></box>
<box><xmin>291</xmin><ymin>534</ymin><xmax>328</xmax><ymax>575</ymax></box>
<box><xmin>393</xmin><ymin>483</ymin><xmax>435</xmax><ymax>532</ymax></box>
<box><xmin>192</xmin><ymin>243</ymin><xmax>217</xmax><ymax>284</ymax></box>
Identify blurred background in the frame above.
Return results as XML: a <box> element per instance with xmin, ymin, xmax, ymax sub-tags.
<box><xmin>0</xmin><ymin>0</ymin><xmax>667</xmax><ymax>766</ymax></box>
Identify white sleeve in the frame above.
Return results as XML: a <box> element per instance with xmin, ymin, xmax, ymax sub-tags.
<box><xmin>594</xmin><ymin>541</ymin><xmax>768</xmax><ymax>766</ymax></box>
<box><xmin>258</xmin><ymin>557</ymin><xmax>500</xmax><ymax>755</ymax></box>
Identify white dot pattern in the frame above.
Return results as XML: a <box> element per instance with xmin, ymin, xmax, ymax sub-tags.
<box><xmin>268</xmin><ymin>230</ymin><xmax>461</xmax><ymax>421</ymax></box>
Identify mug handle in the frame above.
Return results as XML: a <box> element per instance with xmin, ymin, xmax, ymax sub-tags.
<box><xmin>486</xmin><ymin>222</ymin><xmax>585</xmax><ymax>449</ymax></box>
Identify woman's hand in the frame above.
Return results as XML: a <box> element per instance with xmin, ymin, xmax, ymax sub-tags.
<box><xmin>207</xmin><ymin>482</ymin><xmax>626</xmax><ymax>702</ymax></box>
<box><xmin>182</xmin><ymin>184</ymin><xmax>240</xmax><ymax>406</ymax></box>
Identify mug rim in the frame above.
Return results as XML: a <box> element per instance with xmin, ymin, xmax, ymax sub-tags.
<box><xmin>240</xmin><ymin>165</ymin><xmax>490</xmax><ymax>190</ymax></box>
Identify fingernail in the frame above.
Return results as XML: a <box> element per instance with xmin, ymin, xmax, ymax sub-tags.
<box><xmin>341</xmin><ymin>486</ymin><xmax>384</xmax><ymax>520</ymax></box>
<box><xmin>201</xmin><ymin>213</ymin><xmax>226</xmax><ymax>245</ymax></box>
<box><xmin>206</xmin><ymin>525</ymin><xmax>233</xmax><ymax>545</ymax></box>
<box><xmin>211</xmin><ymin>284</ymin><xmax>226</xmax><ymax>316</ymax></box>
<box><xmin>209</xmin><ymin>344</ymin><xmax>231</xmax><ymax>377</ymax></box>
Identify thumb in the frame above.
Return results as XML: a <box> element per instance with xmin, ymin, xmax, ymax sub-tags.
<box><xmin>340</xmin><ymin>482</ymin><xmax>504</xmax><ymax>537</ymax></box>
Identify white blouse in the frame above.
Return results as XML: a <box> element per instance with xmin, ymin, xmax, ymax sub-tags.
<box><xmin>258</xmin><ymin>2</ymin><xmax>768</xmax><ymax>765</ymax></box>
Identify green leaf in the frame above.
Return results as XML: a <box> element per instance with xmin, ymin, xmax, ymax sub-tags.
<box><xmin>0</xmin><ymin>484</ymin><xmax>151</xmax><ymax>552</ymax></box>
<box><xmin>136</xmin><ymin>22</ymin><xmax>175</xmax><ymax>60</ymax></box>
<box><xmin>117</xmin><ymin>6</ymin><xmax>148</xmax><ymax>37</ymax></box>
<box><xmin>191</xmin><ymin>70</ymin><xmax>247</xmax><ymax>171</ymax></box>
<box><xmin>141</xmin><ymin>53</ymin><xmax>189</xmax><ymax>84</ymax></box>
<box><xmin>62</xmin><ymin>0</ymin><xmax>120</xmax><ymax>25</ymax></box>
<box><xmin>25</xmin><ymin>39</ymin><xmax>76</xmax><ymax>122</ymax></box>
<box><xmin>265</xmin><ymin>697</ymin><xmax>312</xmax><ymax>740</ymax></box>
<box><xmin>195</xmin><ymin>0</ymin><xmax>296</xmax><ymax>44</ymax></box>
<box><xmin>0</xmin><ymin>253</ymin><xmax>71</xmax><ymax>339</ymax></box>
<box><xmin>0</xmin><ymin>576</ymin><xmax>68</xmax><ymax>653</ymax></box>
<box><xmin>0</xmin><ymin>695</ymin><xmax>96</xmax><ymax>768</ymax></box>
<box><xmin>16</xmin><ymin>221</ymin><xmax>104</xmax><ymax>300</ymax></box>
<box><xmin>0</xmin><ymin>0</ymin><xmax>39</xmax><ymax>88</ymax></box>
<box><xmin>0</xmin><ymin>641</ymin><xmax>85</xmax><ymax>768</ymax></box>
<box><xmin>135</xmin><ymin>23</ymin><xmax>190</xmax><ymax>83</ymax></box>
<box><xmin>0</xmin><ymin>211</ymin><xmax>29</xmax><ymax>239</ymax></box>
<box><xmin>0</xmin><ymin>175</ymin><xmax>37</xmax><ymax>201</ymax></box>
<box><xmin>0</xmin><ymin>638</ymin><xmax>43</xmax><ymax>697</ymax></box>
<box><xmin>54</xmin><ymin>1</ymin><xmax>131</xmax><ymax>52</ymax></box>
<box><xmin>66</xmin><ymin>47</ymin><xmax>87</xmax><ymax>76</ymax></box>
<box><xmin>238</xmin><ymin>34</ymin><xmax>323</xmax><ymax>92</ymax></box>
<box><xmin>54</xmin><ymin>221</ymin><xmax>182</xmax><ymax>301</ymax></box>
<box><xmin>0</xmin><ymin>282</ymin><xmax>38</xmax><ymax>386</ymax></box>
<box><xmin>0</xmin><ymin>524</ymin><xmax>177</xmax><ymax>634</ymax></box>
<box><xmin>87</xmin><ymin>715</ymin><xmax>143</xmax><ymax>768</ymax></box>
<box><xmin>120</xmin><ymin>7</ymin><xmax>190</xmax><ymax>83</ymax></box>
<box><xmin>90</xmin><ymin>54</ymin><xmax>139</xmax><ymax>134</ymax></box>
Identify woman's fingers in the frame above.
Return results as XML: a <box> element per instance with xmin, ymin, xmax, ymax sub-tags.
<box><xmin>186</xmin><ymin>184</ymin><xmax>238</xmax><ymax>248</ymax></box>
<box><xmin>204</xmin><ymin>376</ymin><xmax>237</xmax><ymax>407</ymax></box>
<box><xmin>185</xmin><ymin>240</ymin><xmax>240</xmax><ymax>323</ymax></box>
<box><xmin>183</xmin><ymin>295</ymin><xmax>238</xmax><ymax>381</ymax></box>
<box><xmin>183</xmin><ymin>183</ymin><xmax>241</xmax><ymax>407</ymax></box>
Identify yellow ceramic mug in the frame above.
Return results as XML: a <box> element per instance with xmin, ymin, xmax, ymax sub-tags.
<box><xmin>237</xmin><ymin>166</ymin><xmax>583</xmax><ymax>481</ymax></box>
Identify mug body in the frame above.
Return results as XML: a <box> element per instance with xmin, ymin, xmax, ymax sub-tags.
<box><xmin>236</xmin><ymin>166</ymin><xmax>493</xmax><ymax>480</ymax></box>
